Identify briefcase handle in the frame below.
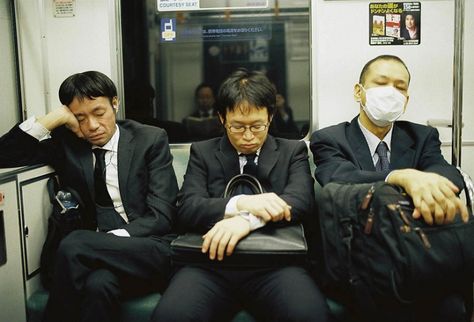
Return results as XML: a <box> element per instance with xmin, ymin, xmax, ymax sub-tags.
<box><xmin>457</xmin><ymin>166</ymin><xmax>474</xmax><ymax>216</ymax></box>
<box><xmin>224</xmin><ymin>174</ymin><xmax>264</xmax><ymax>197</ymax></box>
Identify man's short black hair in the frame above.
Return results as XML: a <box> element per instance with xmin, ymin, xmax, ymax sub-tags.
<box><xmin>216</xmin><ymin>68</ymin><xmax>276</xmax><ymax>121</ymax></box>
<box><xmin>359</xmin><ymin>55</ymin><xmax>411</xmax><ymax>85</ymax></box>
<box><xmin>59</xmin><ymin>71</ymin><xmax>117</xmax><ymax>106</ymax></box>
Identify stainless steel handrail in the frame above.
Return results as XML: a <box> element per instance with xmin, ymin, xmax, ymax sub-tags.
<box><xmin>452</xmin><ymin>0</ymin><xmax>465</xmax><ymax>167</ymax></box>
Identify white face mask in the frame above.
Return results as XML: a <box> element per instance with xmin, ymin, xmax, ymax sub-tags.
<box><xmin>360</xmin><ymin>85</ymin><xmax>407</xmax><ymax>127</ymax></box>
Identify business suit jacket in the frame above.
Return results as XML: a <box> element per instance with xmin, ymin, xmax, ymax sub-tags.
<box><xmin>176</xmin><ymin>134</ymin><xmax>315</xmax><ymax>233</ymax></box>
<box><xmin>0</xmin><ymin>119</ymin><xmax>178</xmax><ymax>237</ymax></box>
<box><xmin>310</xmin><ymin>116</ymin><xmax>463</xmax><ymax>189</ymax></box>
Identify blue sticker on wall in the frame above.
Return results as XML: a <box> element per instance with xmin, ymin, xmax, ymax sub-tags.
<box><xmin>161</xmin><ymin>18</ymin><xmax>176</xmax><ymax>42</ymax></box>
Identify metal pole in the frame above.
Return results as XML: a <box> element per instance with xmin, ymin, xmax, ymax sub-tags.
<box><xmin>452</xmin><ymin>0</ymin><xmax>465</xmax><ymax>166</ymax></box>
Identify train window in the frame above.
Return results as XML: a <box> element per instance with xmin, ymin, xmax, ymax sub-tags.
<box><xmin>120</xmin><ymin>0</ymin><xmax>310</xmax><ymax>143</ymax></box>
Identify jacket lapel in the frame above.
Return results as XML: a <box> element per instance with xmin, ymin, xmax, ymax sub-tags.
<box><xmin>390</xmin><ymin>123</ymin><xmax>416</xmax><ymax>169</ymax></box>
<box><xmin>216</xmin><ymin>135</ymin><xmax>240</xmax><ymax>183</ymax></box>
<box><xmin>258</xmin><ymin>135</ymin><xmax>279</xmax><ymax>180</ymax></box>
<box><xmin>73</xmin><ymin>139</ymin><xmax>94</xmax><ymax>199</ymax></box>
<box><xmin>347</xmin><ymin>117</ymin><xmax>376</xmax><ymax>171</ymax></box>
<box><xmin>117</xmin><ymin>125</ymin><xmax>135</xmax><ymax>205</ymax></box>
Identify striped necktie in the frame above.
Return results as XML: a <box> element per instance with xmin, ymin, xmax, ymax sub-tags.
<box><xmin>375</xmin><ymin>141</ymin><xmax>390</xmax><ymax>172</ymax></box>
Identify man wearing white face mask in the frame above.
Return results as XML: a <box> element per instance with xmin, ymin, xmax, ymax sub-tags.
<box><xmin>310</xmin><ymin>55</ymin><xmax>471</xmax><ymax>322</ymax></box>
<box><xmin>311</xmin><ymin>54</ymin><xmax>468</xmax><ymax>226</ymax></box>
<box><xmin>359</xmin><ymin>84</ymin><xmax>407</xmax><ymax>127</ymax></box>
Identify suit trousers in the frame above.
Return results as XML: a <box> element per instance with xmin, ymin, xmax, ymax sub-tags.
<box><xmin>42</xmin><ymin>230</ymin><xmax>173</xmax><ymax>322</ymax></box>
<box><xmin>151</xmin><ymin>265</ymin><xmax>330</xmax><ymax>322</ymax></box>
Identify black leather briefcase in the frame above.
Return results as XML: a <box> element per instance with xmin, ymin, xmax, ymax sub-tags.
<box><xmin>171</xmin><ymin>174</ymin><xmax>308</xmax><ymax>267</ymax></box>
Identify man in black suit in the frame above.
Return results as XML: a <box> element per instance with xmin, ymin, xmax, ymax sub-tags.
<box><xmin>0</xmin><ymin>71</ymin><xmax>178</xmax><ymax>322</ymax></box>
<box><xmin>310</xmin><ymin>55</ymin><xmax>469</xmax><ymax>322</ymax></box>
<box><xmin>152</xmin><ymin>69</ymin><xmax>329</xmax><ymax>322</ymax></box>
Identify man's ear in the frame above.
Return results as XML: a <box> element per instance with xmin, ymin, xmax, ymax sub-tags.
<box><xmin>112</xmin><ymin>97</ymin><xmax>119</xmax><ymax>113</ymax></box>
<box><xmin>353</xmin><ymin>83</ymin><xmax>362</xmax><ymax>102</ymax></box>
<box><xmin>218</xmin><ymin>113</ymin><xmax>225</xmax><ymax>125</ymax></box>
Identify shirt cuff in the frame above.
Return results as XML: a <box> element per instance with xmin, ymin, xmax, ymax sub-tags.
<box><xmin>19</xmin><ymin>116</ymin><xmax>51</xmax><ymax>141</ymax></box>
<box><xmin>225</xmin><ymin>195</ymin><xmax>243</xmax><ymax>217</ymax></box>
<box><xmin>107</xmin><ymin>229</ymin><xmax>130</xmax><ymax>237</ymax></box>
<box><xmin>225</xmin><ymin>195</ymin><xmax>266</xmax><ymax>230</ymax></box>
<box><xmin>239</xmin><ymin>212</ymin><xmax>266</xmax><ymax>231</ymax></box>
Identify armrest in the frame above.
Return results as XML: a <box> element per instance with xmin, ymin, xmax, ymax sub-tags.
<box><xmin>456</xmin><ymin>166</ymin><xmax>474</xmax><ymax>216</ymax></box>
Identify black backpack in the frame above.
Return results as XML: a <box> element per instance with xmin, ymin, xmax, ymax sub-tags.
<box><xmin>317</xmin><ymin>181</ymin><xmax>474</xmax><ymax>321</ymax></box>
<box><xmin>40</xmin><ymin>177</ymin><xmax>84</xmax><ymax>289</ymax></box>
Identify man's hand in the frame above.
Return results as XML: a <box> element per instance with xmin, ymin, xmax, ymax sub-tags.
<box><xmin>37</xmin><ymin>106</ymin><xmax>84</xmax><ymax>138</ymax></box>
<box><xmin>201</xmin><ymin>216</ymin><xmax>250</xmax><ymax>261</ymax></box>
<box><xmin>387</xmin><ymin>169</ymin><xmax>468</xmax><ymax>225</ymax></box>
<box><xmin>236</xmin><ymin>193</ymin><xmax>291</xmax><ymax>223</ymax></box>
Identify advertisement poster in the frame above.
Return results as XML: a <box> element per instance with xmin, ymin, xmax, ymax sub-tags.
<box><xmin>369</xmin><ymin>2</ymin><xmax>420</xmax><ymax>46</ymax></box>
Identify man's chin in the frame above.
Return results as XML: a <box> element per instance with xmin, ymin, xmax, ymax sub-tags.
<box><xmin>239</xmin><ymin>144</ymin><xmax>259</xmax><ymax>154</ymax></box>
<box><xmin>87</xmin><ymin>136</ymin><xmax>107</xmax><ymax>146</ymax></box>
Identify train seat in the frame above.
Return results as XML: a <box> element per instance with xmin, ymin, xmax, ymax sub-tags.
<box><xmin>26</xmin><ymin>143</ymin><xmax>351</xmax><ymax>322</ymax></box>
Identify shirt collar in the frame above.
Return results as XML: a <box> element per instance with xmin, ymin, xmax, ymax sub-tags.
<box><xmin>92</xmin><ymin>125</ymin><xmax>120</xmax><ymax>153</ymax></box>
<box><xmin>357</xmin><ymin>117</ymin><xmax>393</xmax><ymax>158</ymax></box>
<box><xmin>238</xmin><ymin>148</ymin><xmax>261</xmax><ymax>157</ymax></box>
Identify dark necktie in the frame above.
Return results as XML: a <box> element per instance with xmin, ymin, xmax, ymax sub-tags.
<box><xmin>375</xmin><ymin>141</ymin><xmax>390</xmax><ymax>172</ymax></box>
<box><xmin>93</xmin><ymin>148</ymin><xmax>114</xmax><ymax>207</ymax></box>
<box><xmin>243</xmin><ymin>154</ymin><xmax>258</xmax><ymax>176</ymax></box>
<box><xmin>234</xmin><ymin>154</ymin><xmax>258</xmax><ymax>195</ymax></box>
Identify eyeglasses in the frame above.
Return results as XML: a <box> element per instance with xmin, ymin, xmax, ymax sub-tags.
<box><xmin>226</xmin><ymin>123</ymin><xmax>269</xmax><ymax>134</ymax></box>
